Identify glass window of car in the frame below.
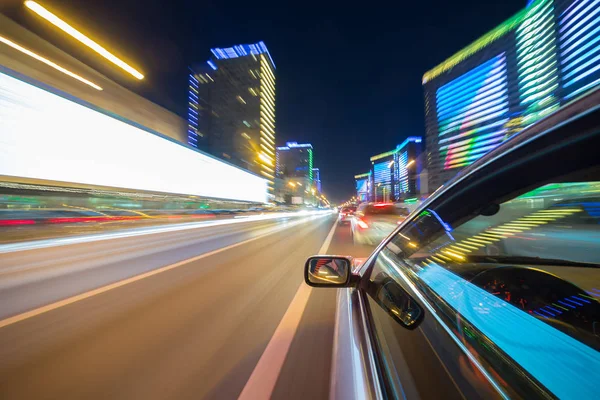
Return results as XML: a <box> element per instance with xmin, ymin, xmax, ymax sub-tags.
<box><xmin>363</xmin><ymin>126</ymin><xmax>600</xmax><ymax>399</ymax></box>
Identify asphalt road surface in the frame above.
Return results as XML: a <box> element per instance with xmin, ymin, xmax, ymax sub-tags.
<box><xmin>0</xmin><ymin>213</ymin><xmax>375</xmax><ymax>399</ymax></box>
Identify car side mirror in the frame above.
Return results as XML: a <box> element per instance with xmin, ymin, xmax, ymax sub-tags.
<box><xmin>304</xmin><ymin>256</ymin><xmax>353</xmax><ymax>287</ymax></box>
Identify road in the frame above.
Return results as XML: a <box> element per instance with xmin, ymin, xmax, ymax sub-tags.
<box><xmin>0</xmin><ymin>213</ymin><xmax>375</xmax><ymax>399</ymax></box>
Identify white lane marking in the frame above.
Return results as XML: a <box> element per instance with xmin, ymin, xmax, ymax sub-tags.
<box><xmin>238</xmin><ymin>218</ymin><xmax>337</xmax><ymax>400</ymax></box>
<box><xmin>0</xmin><ymin>215</ymin><xmax>327</xmax><ymax>329</ymax></box>
<box><xmin>0</xmin><ymin>211</ymin><xmax>333</xmax><ymax>254</ymax></box>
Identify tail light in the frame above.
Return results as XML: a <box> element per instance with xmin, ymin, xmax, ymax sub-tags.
<box><xmin>357</xmin><ymin>218</ymin><xmax>369</xmax><ymax>229</ymax></box>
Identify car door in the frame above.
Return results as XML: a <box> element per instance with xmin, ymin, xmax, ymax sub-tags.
<box><xmin>356</xmin><ymin>105</ymin><xmax>600</xmax><ymax>399</ymax></box>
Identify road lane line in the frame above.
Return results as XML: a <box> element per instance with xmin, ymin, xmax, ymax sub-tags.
<box><xmin>238</xmin><ymin>218</ymin><xmax>337</xmax><ymax>400</ymax></box>
<box><xmin>0</xmin><ymin>215</ymin><xmax>328</xmax><ymax>329</ymax></box>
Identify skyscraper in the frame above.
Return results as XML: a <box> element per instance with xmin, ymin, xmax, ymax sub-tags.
<box><xmin>189</xmin><ymin>41</ymin><xmax>276</xmax><ymax>195</ymax></box>
<box><xmin>276</xmin><ymin>142</ymin><xmax>314</xmax><ymax>183</ymax></box>
<box><xmin>312</xmin><ymin>168</ymin><xmax>322</xmax><ymax>193</ymax></box>
<box><xmin>369</xmin><ymin>137</ymin><xmax>423</xmax><ymax>202</ymax></box>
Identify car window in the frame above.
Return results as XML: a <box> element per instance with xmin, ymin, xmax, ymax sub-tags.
<box><xmin>364</xmin><ymin>164</ymin><xmax>600</xmax><ymax>396</ymax></box>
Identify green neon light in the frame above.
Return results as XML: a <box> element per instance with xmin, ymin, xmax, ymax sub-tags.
<box><xmin>370</xmin><ymin>149</ymin><xmax>397</xmax><ymax>161</ymax></box>
<box><xmin>516</xmin><ymin>0</ymin><xmax>559</xmax><ymax>128</ymax></box>
<box><xmin>422</xmin><ymin>0</ymin><xmax>555</xmax><ymax>84</ymax></box>
<box><xmin>354</xmin><ymin>172</ymin><xmax>371</xmax><ymax>179</ymax></box>
<box><xmin>308</xmin><ymin>148</ymin><xmax>313</xmax><ymax>181</ymax></box>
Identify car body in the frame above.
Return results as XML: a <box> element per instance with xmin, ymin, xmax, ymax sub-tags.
<box><xmin>338</xmin><ymin>206</ymin><xmax>356</xmax><ymax>225</ymax></box>
<box><xmin>307</xmin><ymin>90</ymin><xmax>600</xmax><ymax>399</ymax></box>
<box><xmin>351</xmin><ymin>203</ymin><xmax>409</xmax><ymax>246</ymax></box>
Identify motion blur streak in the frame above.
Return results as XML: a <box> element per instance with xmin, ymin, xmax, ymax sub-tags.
<box><xmin>0</xmin><ymin>35</ymin><xmax>102</xmax><ymax>90</ymax></box>
<box><xmin>0</xmin><ymin>210</ymin><xmax>332</xmax><ymax>254</ymax></box>
<box><xmin>24</xmin><ymin>1</ymin><xmax>145</xmax><ymax>79</ymax></box>
<box><xmin>0</xmin><ymin>213</ymin><xmax>365</xmax><ymax>399</ymax></box>
<box><xmin>0</xmin><ymin>213</ymin><xmax>323</xmax><ymax>329</ymax></box>
<box><xmin>0</xmin><ymin>70</ymin><xmax>267</xmax><ymax>203</ymax></box>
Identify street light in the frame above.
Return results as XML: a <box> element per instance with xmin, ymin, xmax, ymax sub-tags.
<box><xmin>406</xmin><ymin>159</ymin><xmax>415</xmax><ymax>168</ymax></box>
<box><xmin>25</xmin><ymin>1</ymin><xmax>145</xmax><ymax>80</ymax></box>
<box><xmin>288</xmin><ymin>182</ymin><xmax>296</xmax><ymax>187</ymax></box>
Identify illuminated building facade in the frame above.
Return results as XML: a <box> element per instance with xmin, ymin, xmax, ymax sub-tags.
<box><xmin>369</xmin><ymin>137</ymin><xmax>423</xmax><ymax>202</ymax></box>
<box><xmin>423</xmin><ymin>0</ymin><xmax>600</xmax><ymax>190</ymax></box>
<box><xmin>275</xmin><ymin>142</ymin><xmax>314</xmax><ymax>183</ymax></box>
<box><xmin>189</xmin><ymin>41</ymin><xmax>276</xmax><ymax>194</ymax></box>
<box><xmin>355</xmin><ymin>172</ymin><xmax>371</xmax><ymax>202</ymax></box>
<box><xmin>313</xmin><ymin>168</ymin><xmax>322</xmax><ymax>193</ymax></box>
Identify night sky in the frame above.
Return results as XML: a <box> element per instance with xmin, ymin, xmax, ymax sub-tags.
<box><xmin>2</xmin><ymin>0</ymin><xmax>525</xmax><ymax>203</ymax></box>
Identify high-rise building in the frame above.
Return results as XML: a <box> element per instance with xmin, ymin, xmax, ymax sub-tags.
<box><xmin>276</xmin><ymin>142</ymin><xmax>314</xmax><ymax>183</ymax></box>
<box><xmin>423</xmin><ymin>0</ymin><xmax>600</xmax><ymax>191</ymax></box>
<box><xmin>312</xmin><ymin>168</ymin><xmax>322</xmax><ymax>193</ymax></box>
<box><xmin>189</xmin><ymin>41</ymin><xmax>276</xmax><ymax>195</ymax></box>
<box><xmin>355</xmin><ymin>172</ymin><xmax>371</xmax><ymax>202</ymax></box>
<box><xmin>368</xmin><ymin>137</ymin><xmax>423</xmax><ymax>202</ymax></box>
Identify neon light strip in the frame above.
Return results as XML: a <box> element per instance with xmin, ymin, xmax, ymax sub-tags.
<box><xmin>560</xmin><ymin>0</ymin><xmax>600</xmax><ymax>39</ymax></box>
<box><xmin>562</xmin><ymin>48</ymin><xmax>600</xmax><ymax>81</ymax></box>
<box><xmin>439</xmin><ymin>120</ymin><xmax>508</xmax><ymax>144</ymax></box>
<box><xmin>437</xmin><ymin>76</ymin><xmax>507</xmax><ymax>119</ymax></box>
<box><xmin>415</xmin><ymin>261</ymin><xmax>600</xmax><ymax>400</ymax></box>
<box><xmin>518</xmin><ymin>17</ymin><xmax>554</xmax><ymax>49</ymax></box>
<box><xmin>560</xmin><ymin>0</ymin><xmax>591</xmax><ymax>25</ymax></box>
<box><xmin>564</xmin><ymin>62</ymin><xmax>600</xmax><ymax>88</ymax></box>
<box><xmin>443</xmin><ymin>136</ymin><xmax>504</xmax><ymax>163</ymax></box>
<box><xmin>519</xmin><ymin>60</ymin><xmax>558</xmax><ymax>89</ymax></box>
<box><xmin>437</xmin><ymin>57</ymin><xmax>505</xmax><ymax>101</ymax></box>
<box><xmin>439</xmin><ymin>107</ymin><xmax>508</xmax><ymax>137</ymax></box>
<box><xmin>561</xmin><ymin>23</ymin><xmax>600</xmax><ymax>64</ymax></box>
<box><xmin>564</xmin><ymin>76</ymin><xmax>600</xmax><ymax>100</ymax></box>
<box><xmin>437</xmin><ymin>64</ymin><xmax>506</xmax><ymax>107</ymax></box>
<box><xmin>439</xmin><ymin>95</ymin><xmax>508</xmax><ymax>128</ymax></box>
<box><xmin>444</xmin><ymin>141</ymin><xmax>504</xmax><ymax>168</ymax></box>
<box><xmin>517</xmin><ymin>35</ymin><xmax>555</xmax><ymax>66</ymax></box>
<box><xmin>560</xmin><ymin>4</ymin><xmax>600</xmax><ymax>49</ymax></box>
<box><xmin>520</xmin><ymin>76</ymin><xmax>558</xmax><ymax>98</ymax></box>
<box><xmin>440</xmin><ymin>129</ymin><xmax>506</xmax><ymax>151</ymax></box>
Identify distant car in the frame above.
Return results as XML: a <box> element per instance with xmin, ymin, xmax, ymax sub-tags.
<box><xmin>304</xmin><ymin>91</ymin><xmax>600</xmax><ymax>399</ymax></box>
<box><xmin>351</xmin><ymin>203</ymin><xmax>409</xmax><ymax>245</ymax></box>
<box><xmin>338</xmin><ymin>206</ymin><xmax>356</xmax><ymax>225</ymax></box>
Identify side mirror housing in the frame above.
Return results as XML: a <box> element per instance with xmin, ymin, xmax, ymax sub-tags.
<box><xmin>304</xmin><ymin>256</ymin><xmax>355</xmax><ymax>287</ymax></box>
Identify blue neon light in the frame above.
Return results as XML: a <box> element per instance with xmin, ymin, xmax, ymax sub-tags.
<box><xmin>437</xmin><ymin>56</ymin><xmax>505</xmax><ymax>100</ymax></box>
<box><xmin>207</xmin><ymin>60</ymin><xmax>217</xmax><ymax>70</ymax></box>
<box><xmin>209</xmin><ymin>41</ymin><xmax>276</xmax><ymax>69</ymax></box>
<box><xmin>560</xmin><ymin>0</ymin><xmax>600</xmax><ymax>101</ymax></box>
<box><xmin>396</xmin><ymin>136</ymin><xmax>422</xmax><ymax>151</ymax></box>
<box><xmin>435</xmin><ymin>53</ymin><xmax>509</xmax><ymax>171</ymax></box>
<box><xmin>412</xmin><ymin>261</ymin><xmax>600</xmax><ymax>400</ymax></box>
